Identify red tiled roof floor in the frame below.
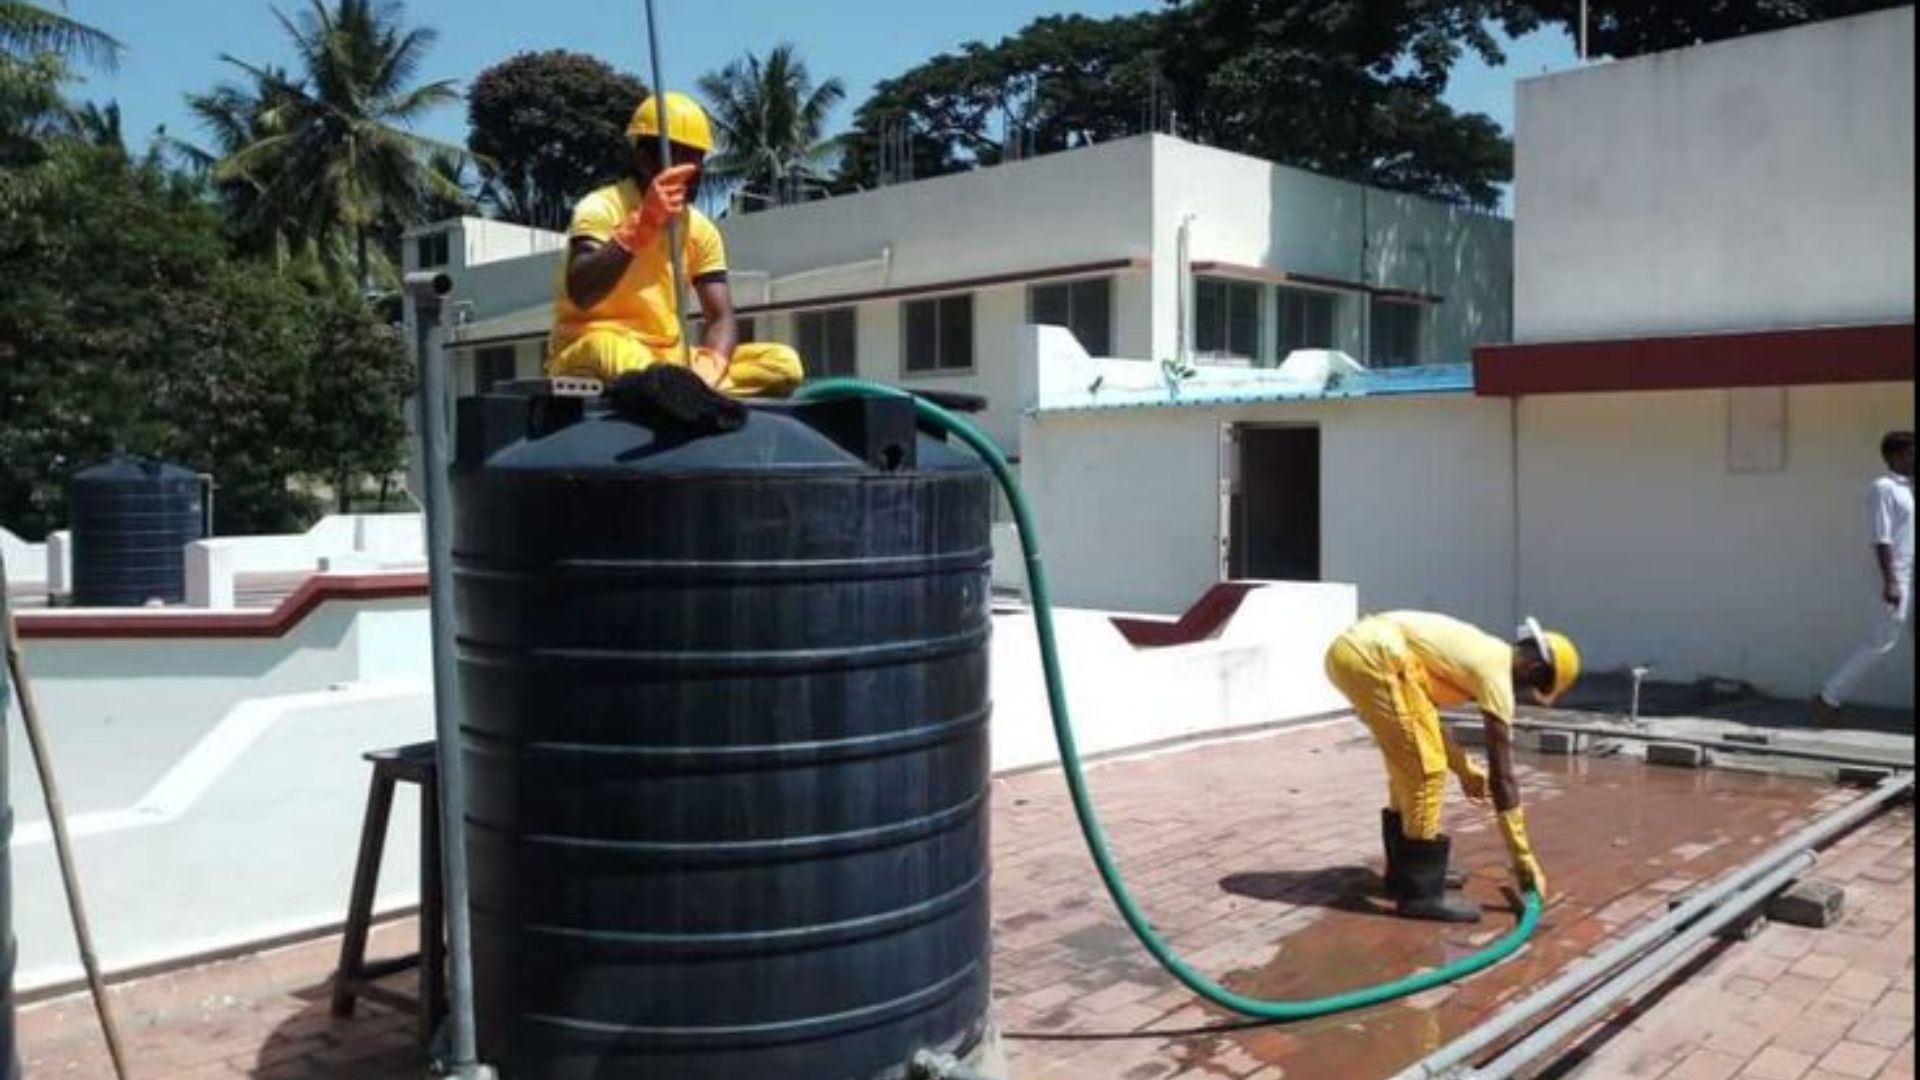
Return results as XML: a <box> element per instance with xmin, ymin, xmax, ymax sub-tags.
<box><xmin>15</xmin><ymin>720</ymin><xmax>1914</xmax><ymax>1079</ymax></box>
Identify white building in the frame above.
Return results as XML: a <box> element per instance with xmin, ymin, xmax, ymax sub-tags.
<box><xmin>1478</xmin><ymin>5</ymin><xmax>1915</xmax><ymax>708</ymax></box>
<box><xmin>1022</xmin><ymin>7</ymin><xmax>1914</xmax><ymax>708</ymax></box>
<box><xmin>401</xmin><ymin>215</ymin><xmax>567</xmax><ymax>277</ymax></box>
<box><xmin>428</xmin><ymin>134</ymin><xmax>1515</xmax><ymax>451</ymax></box>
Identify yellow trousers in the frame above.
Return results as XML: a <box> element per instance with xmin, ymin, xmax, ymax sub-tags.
<box><xmin>546</xmin><ymin>328</ymin><xmax>805</xmax><ymax>398</ymax></box>
<box><xmin>1324</xmin><ymin>617</ymin><xmax>1456</xmax><ymax>841</ymax></box>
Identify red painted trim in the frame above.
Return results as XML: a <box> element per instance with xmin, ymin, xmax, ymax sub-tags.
<box><xmin>1111</xmin><ymin>582</ymin><xmax>1264</xmax><ymax>648</ymax></box>
<box><xmin>16</xmin><ymin>572</ymin><xmax>428</xmax><ymax>641</ymax></box>
<box><xmin>734</xmin><ymin>257</ymin><xmax>1149</xmax><ymax>317</ymax></box>
<box><xmin>1474</xmin><ymin>322</ymin><xmax>1916</xmax><ymax>397</ymax></box>
<box><xmin>1190</xmin><ymin>262</ymin><xmax>1444</xmax><ymax>304</ymax></box>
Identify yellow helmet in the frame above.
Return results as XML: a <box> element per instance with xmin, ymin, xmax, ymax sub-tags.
<box><xmin>1518</xmin><ymin>617</ymin><xmax>1581</xmax><ymax>705</ymax></box>
<box><xmin>628</xmin><ymin>91</ymin><xmax>714</xmax><ymax>153</ymax></box>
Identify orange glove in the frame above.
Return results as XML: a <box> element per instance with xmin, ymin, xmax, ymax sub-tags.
<box><xmin>612</xmin><ymin>164</ymin><xmax>698</xmax><ymax>252</ymax></box>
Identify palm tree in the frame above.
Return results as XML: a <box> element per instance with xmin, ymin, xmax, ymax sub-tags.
<box><xmin>0</xmin><ymin>1</ymin><xmax>122</xmax><ymax>69</ymax></box>
<box><xmin>1</xmin><ymin>2</ymin><xmax>121</xmax><ymax>165</ymax></box>
<box><xmin>181</xmin><ymin>68</ymin><xmax>310</xmax><ymax>261</ymax></box>
<box><xmin>212</xmin><ymin>0</ymin><xmax>467</xmax><ymax>290</ymax></box>
<box><xmin>420</xmin><ymin>146</ymin><xmax>477</xmax><ymax>220</ymax></box>
<box><xmin>697</xmin><ymin>43</ymin><xmax>845</xmax><ymax>211</ymax></box>
<box><xmin>66</xmin><ymin>98</ymin><xmax>118</xmax><ymax>148</ymax></box>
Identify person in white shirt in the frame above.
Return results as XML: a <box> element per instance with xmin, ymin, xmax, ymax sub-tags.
<box><xmin>1814</xmin><ymin>430</ymin><xmax>1914</xmax><ymax>722</ymax></box>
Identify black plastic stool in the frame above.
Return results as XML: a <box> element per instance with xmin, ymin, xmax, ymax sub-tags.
<box><xmin>330</xmin><ymin>741</ymin><xmax>445</xmax><ymax>1046</ymax></box>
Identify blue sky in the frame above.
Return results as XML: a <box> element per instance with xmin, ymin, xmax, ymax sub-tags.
<box><xmin>72</xmin><ymin>0</ymin><xmax>1580</xmax><ymax>154</ymax></box>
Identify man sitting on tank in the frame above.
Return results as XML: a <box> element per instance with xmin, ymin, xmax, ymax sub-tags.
<box><xmin>546</xmin><ymin>91</ymin><xmax>804</xmax><ymax>398</ymax></box>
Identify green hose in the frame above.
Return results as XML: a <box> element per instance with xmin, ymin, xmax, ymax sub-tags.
<box><xmin>795</xmin><ymin>378</ymin><xmax>1543</xmax><ymax>1021</ymax></box>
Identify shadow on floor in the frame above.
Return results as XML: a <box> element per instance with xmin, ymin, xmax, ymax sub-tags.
<box><xmin>1218</xmin><ymin>865</ymin><xmax>1398</xmax><ymax>917</ymax></box>
<box><xmin>252</xmin><ymin>978</ymin><xmax>424</xmax><ymax>1080</ymax></box>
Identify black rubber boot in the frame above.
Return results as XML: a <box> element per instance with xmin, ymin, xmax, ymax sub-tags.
<box><xmin>1382</xmin><ymin>809</ymin><xmax>1464</xmax><ymax>898</ymax></box>
<box><xmin>1381</xmin><ymin>808</ymin><xmax>1410</xmax><ymax>897</ymax></box>
<box><xmin>1395</xmin><ymin>835</ymin><xmax>1483</xmax><ymax>923</ymax></box>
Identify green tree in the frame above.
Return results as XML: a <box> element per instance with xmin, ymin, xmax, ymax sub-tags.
<box><xmin>0</xmin><ymin>49</ymin><xmax>63</xmax><ymax>166</ymax></box>
<box><xmin>64</xmin><ymin>97</ymin><xmax>118</xmax><ymax>150</ymax></box>
<box><xmin>154</xmin><ymin>259</ymin><xmax>327</xmax><ymax>533</ymax></box>
<box><xmin>696</xmin><ymin>43</ymin><xmax>845</xmax><ymax>211</ymax></box>
<box><xmin>421</xmin><ymin>146</ymin><xmax>478</xmax><ymax>221</ymax></box>
<box><xmin>0</xmin><ymin>1</ymin><xmax>121</xmax><ymax>70</ymax></box>
<box><xmin>466</xmin><ymin>50</ymin><xmax>646</xmax><ymax>229</ymax></box>
<box><xmin>1523</xmin><ymin>0</ymin><xmax>1907</xmax><ymax>59</ymax></box>
<box><xmin>836</xmin><ymin>15</ymin><xmax>1161</xmax><ymax>191</ymax></box>
<box><xmin>1</xmin><ymin>1</ymin><xmax>121</xmax><ymax>166</ymax></box>
<box><xmin>836</xmin><ymin>4</ymin><xmax>1525</xmax><ymax>209</ymax></box>
<box><xmin>1158</xmin><ymin>0</ymin><xmax>1529</xmax><ymax>208</ymax></box>
<box><xmin>1</xmin><ymin>139</ymin><xmax>416</xmax><ymax>536</ymax></box>
<box><xmin>212</xmin><ymin>0</ymin><xmax>467</xmax><ymax>289</ymax></box>
<box><xmin>302</xmin><ymin>289</ymin><xmax>412</xmax><ymax>512</ymax></box>
<box><xmin>1</xmin><ymin>141</ymin><xmax>231</xmax><ymax>535</ymax></box>
<box><xmin>179</xmin><ymin>67</ymin><xmax>313</xmax><ymax>260</ymax></box>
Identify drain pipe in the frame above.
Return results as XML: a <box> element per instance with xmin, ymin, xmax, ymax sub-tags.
<box><xmin>1174</xmin><ymin>211</ymin><xmax>1195</xmax><ymax>370</ymax></box>
<box><xmin>1468</xmin><ymin>850</ymin><xmax>1829</xmax><ymax>1080</ymax></box>
<box><xmin>911</xmin><ymin>1049</ymin><xmax>1006</xmax><ymax>1080</ymax></box>
<box><xmin>1506</xmin><ymin>717</ymin><xmax>1912</xmax><ymax>770</ymax></box>
<box><xmin>1389</xmin><ymin>771</ymin><xmax>1914</xmax><ymax>1080</ymax></box>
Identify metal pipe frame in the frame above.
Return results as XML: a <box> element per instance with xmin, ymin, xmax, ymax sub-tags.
<box><xmin>406</xmin><ymin>272</ymin><xmax>497</xmax><ymax>1080</ymax></box>
<box><xmin>1389</xmin><ymin>771</ymin><xmax>1915</xmax><ymax>1080</ymax></box>
<box><xmin>1509</xmin><ymin>717</ymin><xmax>1913</xmax><ymax>770</ymax></box>
<box><xmin>1468</xmin><ymin>852</ymin><xmax>1816</xmax><ymax>1080</ymax></box>
<box><xmin>643</xmin><ymin>0</ymin><xmax>693</xmax><ymax>366</ymax></box>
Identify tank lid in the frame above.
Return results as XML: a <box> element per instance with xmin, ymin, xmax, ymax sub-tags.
<box><xmin>71</xmin><ymin>455</ymin><xmax>202</xmax><ymax>483</ymax></box>
<box><xmin>467</xmin><ymin>394</ymin><xmax>983</xmax><ymax>476</ymax></box>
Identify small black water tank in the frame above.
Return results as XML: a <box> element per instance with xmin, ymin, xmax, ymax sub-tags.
<box><xmin>454</xmin><ymin>389</ymin><xmax>995</xmax><ymax>1080</ymax></box>
<box><xmin>68</xmin><ymin>456</ymin><xmax>206</xmax><ymax>608</ymax></box>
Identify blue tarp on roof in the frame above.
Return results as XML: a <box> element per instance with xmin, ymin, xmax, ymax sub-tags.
<box><xmin>1032</xmin><ymin>362</ymin><xmax>1475</xmax><ymax>414</ymax></box>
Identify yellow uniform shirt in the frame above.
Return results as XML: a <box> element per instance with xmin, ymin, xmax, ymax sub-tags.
<box><xmin>549</xmin><ymin>179</ymin><xmax>728</xmax><ymax>355</ymax></box>
<box><xmin>1378</xmin><ymin>610</ymin><xmax>1518</xmax><ymax>723</ymax></box>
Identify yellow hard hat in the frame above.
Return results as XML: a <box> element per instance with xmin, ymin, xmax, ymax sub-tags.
<box><xmin>1519</xmin><ymin>617</ymin><xmax>1582</xmax><ymax>705</ymax></box>
<box><xmin>628</xmin><ymin>92</ymin><xmax>714</xmax><ymax>153</ymax></box>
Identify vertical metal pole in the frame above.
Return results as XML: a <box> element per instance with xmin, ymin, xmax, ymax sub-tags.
<box><xmin>405</xmin><ymin>272</ymin><xmax>495</xmax><ymax>1080</ymax></box>
<box><xmin>1</xmin><ymin>555</ymin><xmax>16</xmax><ymax>1080</ymax></box>
<box><xmin>1580</xmin><ymin>0</ymin><xmax>1590</xmax><ymax>60</ymax></box>
<box><xmin>197</xmin><ymin>474</ymin><xmax>215</xmax><ymax>539</ymax></box>
<box><xmin>644</xmin><ymin>0</ymin><xmax>693</xmax><ymax>365</ymax></box>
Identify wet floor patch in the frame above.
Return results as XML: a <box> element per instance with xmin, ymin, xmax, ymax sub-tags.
<box><xmin>995</xmin><ymin>727</ymin><xmax>1842</xmax><ymax>1080</ymax></box>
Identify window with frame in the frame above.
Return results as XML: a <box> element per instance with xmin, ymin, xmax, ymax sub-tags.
<box><xmin>1028</xmin><ymin>277</ymin><xmax>1113</xmax><ymax>356</ymax></box>
<box><xmin>415</xmin><ymin>231</ymin><xmax>451</xmax><ymax>269</ymax></box>
<box><xmin>1194</xmin><ymin>278</ymin><xmax>1261</xmax><ymax>360</ymax></box>
<box><xmin>1370</xmin><ymin>299</ymin><xmax>1425</xmax><ymax>368</ymax></box>
<box><xmin>1275</xmin><ymin>286</ymin><xmax>1339</xmax><ymax>360</ymax></box>
<box><xmin>903</xmin><ymin>294</ymin><xmax>974</xmax><ymax>373</ymax></box>
<box><xmin>796</xmin><ymin>307</ymin><xmax>857</xmax><ymax>378</ymax></box>
<box><xmin>474</xmin><ymin>345</ymin><xmax>516</xmax><ymax>392</ymax></box>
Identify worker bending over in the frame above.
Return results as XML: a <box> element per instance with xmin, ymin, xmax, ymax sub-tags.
<box><xmin>546</xmin><ymin>92</ymin><xmax>802</xmax><ymax>396</ymax></box>
<box><xmin>1324</xmin><ymin>612</ymin><xmax>1579</xmax><ymax>923</ymax></box>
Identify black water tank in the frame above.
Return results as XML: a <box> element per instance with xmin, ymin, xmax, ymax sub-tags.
<box><xmin>68</xmin><ymin>456</ymin><xmax>206</xmax><ymax>607</ymax></box>
<box><xmin>454</xmin><ymin>389</ymin><xmax>995</xmax><ymax>1080</ymax></box>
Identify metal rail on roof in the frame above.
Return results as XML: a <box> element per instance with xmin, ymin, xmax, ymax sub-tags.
<box><xmin>1390</xmin><ymin>771</ymin><xmax>1915</xmax><ymax>1080</ymax></box>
